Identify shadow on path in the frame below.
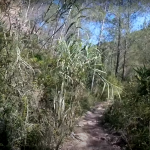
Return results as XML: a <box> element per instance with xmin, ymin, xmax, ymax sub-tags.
<box><xmin>61</xmin><ymin>101</ymin><xmax>125</xmax><ymax>150</ymax></box>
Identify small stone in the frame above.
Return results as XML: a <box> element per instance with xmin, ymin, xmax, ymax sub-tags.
<box><xmin>100</xmin><ymin>137</ymin><xmax>106</xmax><ymax>140</ymax></box>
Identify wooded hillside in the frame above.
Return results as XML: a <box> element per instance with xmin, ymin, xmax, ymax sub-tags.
<box><xmin>0</xmin><ymin>0</ymin><xmax>150</xmax><ymax>150</ymax></box>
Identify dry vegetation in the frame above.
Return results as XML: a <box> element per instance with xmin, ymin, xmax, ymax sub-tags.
<box><xmin>0</xmin><ymin>1</ymin><xmax>117</xmax><ymax>149</ymax></box>
<box><xmin>0</xmin><ymin>1</ymin><xmax>150</xmax><ymax>150</ymax></box>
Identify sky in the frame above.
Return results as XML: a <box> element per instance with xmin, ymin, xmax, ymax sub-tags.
<box><xmin>40</xmin><ymin>0</ymin><xmax>150</xmax><ymax>45</ymax></box>
<box><xmin>132</xmin><ymin>13</ymin><xmax>150</xmax><ymax>31</ymax></box>
<box><xmin>86</xmin><ymin>13</ymin><xmax>150</xmax><ymax>45</ymax></box>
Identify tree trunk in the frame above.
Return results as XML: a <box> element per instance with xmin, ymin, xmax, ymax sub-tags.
<box><xmin>115</xmin><ymin>14</ymin><xmax>121</xmax><ymax>77</ymax></box>
<box><xmin>122</xmin><ymin>39</ymin><xmax>127</xmax><ymax>80</ymax></box>
<box><xmin>122</xmin><ymin>0</ymin><xmax>130</xmax><ymax>80</ymax></box>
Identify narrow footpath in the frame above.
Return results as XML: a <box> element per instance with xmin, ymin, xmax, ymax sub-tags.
<box><xmin>61</xmin><ymin>101</ymin><xmax>126</xmax><ymax>150</ymax></box>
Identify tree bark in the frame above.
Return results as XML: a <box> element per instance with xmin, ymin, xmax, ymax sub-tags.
<box><xmin>115</xmin><ymin>13</ymin><xmax>121</xmax><ymax>77</ymax></box>
<box><xmin>122</xmin><ymin>0</ymin><xmax>130</xmax><ymax>80</ymax></box>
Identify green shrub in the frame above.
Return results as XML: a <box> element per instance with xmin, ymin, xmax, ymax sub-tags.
<box><xmin>104</xmin><ymin>67</ymin><xmax>150</xmax><ymax>150</ymax></box>
<box><xmin>134</xmin><ymin>66</ymin><xmax>150</xmax><ymax>96</ymax></box>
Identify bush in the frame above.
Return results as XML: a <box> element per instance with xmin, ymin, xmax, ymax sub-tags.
<box><xmin>134</xmin><ymin>66</ymin><xmax>150</xmax><ymax>96</ymax></box>
<box><xmin>104</xmin><ymin>67</ymin><xmax>150</xmax><ymax>150</ymax></box>
<box><xmin>0</xmin><ymin>31</ymin><xmax>109</xmax><ymax>149</ymax></box>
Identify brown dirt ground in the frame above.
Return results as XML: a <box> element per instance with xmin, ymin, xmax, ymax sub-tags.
<box><xmin>61</xmin><ymin>101</ymin><xmax>126</xmax><ymax>150</ymax></box>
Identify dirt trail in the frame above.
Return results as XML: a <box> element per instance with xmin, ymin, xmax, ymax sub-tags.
<box><xmin>61</xmin><ymin>101</ymin><xmax>125</xmax><ymax>150</ymax></box>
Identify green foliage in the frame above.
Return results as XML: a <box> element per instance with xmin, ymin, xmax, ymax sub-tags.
<box><xmin>134</xmin><ymin>66</ymin><xmax>150</xmax><ymax>96</ymax></box>
<box><xmin>104</xmin><ymin>67</ymin><xmax>150</xmax><ymax>150</ymax></box>
<box><xmin>0</xmin><ymin>1</ymin><xmax>125</xmax><ymax>149</ymax></box>
<box><xmin>0</xmin><ymin>28</ymin><xmax>111</xmax><ymax>149</ymax></box>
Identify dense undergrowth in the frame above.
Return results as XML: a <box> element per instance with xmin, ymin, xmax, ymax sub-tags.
<box><xmin>1</xmin><ymin>1</ymin><xmax>149</xmax><ymax>150</ymax></box>
<box><xmin>0</xmin><ymin>23</ymin><xmax>119</xmax><ymax>149</ymax></box>
<box><xmin>104</xmin><ymin>66</ymin><xmax>150</xmax><ymax>150</ymax></box>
